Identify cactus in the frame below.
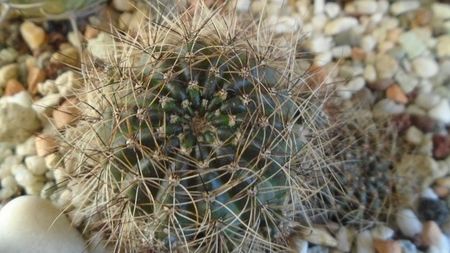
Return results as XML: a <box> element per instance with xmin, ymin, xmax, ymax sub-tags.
<box><xmin>64</xmin><ymin>3</ymin><xmax>333</xmax><ymax>252</ymax></box>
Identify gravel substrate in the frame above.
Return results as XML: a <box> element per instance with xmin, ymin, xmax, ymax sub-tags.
<box><xmin>0</xmin><ymin>0</ymin><xmax>450</xmax><ymax>252</ymax></box>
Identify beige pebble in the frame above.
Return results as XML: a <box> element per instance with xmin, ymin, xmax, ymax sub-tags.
<box><xmin>20</xmin><ymin>21</ymin><xmax>46</xmax><ymax>51</ymax></box>
<box><xmin>52</xmin><ymin>98</ymin><xmax>80</xmax><ymax>129</ymax></box>
<box><xmin>51</xmin><ymin>46</ymin><xmax>80</xmax><ymax>67</ymax></box>
<box><xmin>373</xmin><ymin>239</ymin><xmax>401</xmax><ymax>253</ymax></box>
<box><xmin>433</xmin><ymin>185</ymin><xmax>449</xmax><ymax>198</ymax></box>
<box><xmin>84</xmin><ymin>25</ymin><xmax>99</xmax><ymax>40</ymax></box>
<box><xmin>35</xmin><ymin>134</ymin><xmax>58</xmax><ymax>156</ymax></box>
<box><xmin>421</xmin><ymin>221</ymin><xmax>442</xmax><ymax>246</ymax></box>
<box><xmin>4</xmin><ymin>79</ymin><xmax>25</xmax><ymax>96</ymax></box>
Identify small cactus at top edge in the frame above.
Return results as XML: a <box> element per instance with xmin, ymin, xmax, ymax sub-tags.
<box><xmin>64</xmin><ymin>3</ymin><xmax>332</xmax><ymax>252</ymax></box>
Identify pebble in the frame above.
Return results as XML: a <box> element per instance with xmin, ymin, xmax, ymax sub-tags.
<box><xmin>87</xmin><ymin>32</ymin><xmax>115</xmax><ymax>61</ymax></box>
<box><xmin>356</xmin><ymin>230</ymin><xmax>374</xmax><ymax>253</ymax></box>
<box><xmin>398</xmin><ymin>240</ymin><xmax>418</xmax><ymax>253</ymax></box>
<box><xmin>412</xmin><ymin>57</ymin><xmax>439</xmax><ymax>78</ymax></box>
<box><xmin>302</xmin><ymin>227</ymin><xmax>337</xmax><ymax>247</ymax></box>
<box><xmin>375</xmin><ymin>54</ymin><xmax>398</xmax><ymax>79</ymax></box>
<box><xmin>390</xmin><ymin>1</ymin><xmax>420</xmax><ymax>16</ymax></box>
<box><xmin>35</xmin><ymin>134</ymin><xmax>58</xmax><ymax>157</ymax></box>
<box><xmin>236</xmin><ymin>0</ymin><xmax>251</xmax><ymax>12</ymax></box>
<box><xmin>332</xmin><ymin>45</ymin><xmax>352</xmax><ymax>58</ymax></box>
<box><xmin>394</xmin><ymin>70</ymin><xmax>418</xmax><ymax>93</ymax></box>
<box><xmin>432</xmin><ymin>3</ymin><xmax>450</xmax><ymax>20</ymax></box>
<box><xmin>396</xmin><ymin>209</ymin><xmax>423</xmax><ymax>237</ymax></box>
<box><xmin>27</xmin><ymin>65</ymin><xmax>46</xmax><ymax>95</ymax></box>
<box><xmin>324</xmin><ymin>2</ymin><xmax>340</xmax><ymax>19</ymax></box>
<box><xmin>0</xmin><ymin>99</ymin><xmax>41</xmax><ymax>143</ymax></box>
<box><xmin>112</xmin><ymin>0</ymin><xmax>134</xmax><ymax>12</ymax></box>
<box><xmin>19</xmin><ymin>21</ymin><xmax>46</xmax><ymax>51</ymax></box>
<box><xmin>52</xmin><ymin>98</ymin><xmax>80</xmax><ymax>129</ymax></box>
<box><xmin>307</xmin><ymin>36</ymin><xmax>332</xmax><ymax>53</ymax></box>
<box><xmin>0</xmin><ymin>196</ymin><xmax>87</xmax><ymax>253</ymax></box>
<box><xmin>15</xmin><ymin>136</ymin><xmax>36</xmax><ymax>157</ymax></box>
<box><xmin>361</xmin><ymin>35</ymin><xmax>377</xmax><ymax>52</ymax></box>
<box><xmin>54</xmin><ymin>71</ymin><xmax>81</xmax><ymax>97</ymax></box>
<box><xmin>25</xmin><ymin>156</ymin><xmax>47</xmax><ymax>176</ymax></box>
<box><xmin>415</xmin><ymin>92</ymin><xmax>441</xmax><ymax>110</ymax></box>
<box><xmin>336</xmin><ymin>226</ymin><xmax>354</xmax><ymax>252</ymax></box>
<box><xmin>386</xmin><ymin>84</ymin><xmax>408</xmax><ymax>104</ymax></box>
<box><xmin>421</xmin><ymin>221</ymin><xmax>450</xmax><ymax>253</ymax></box>
<box><xmin>32</xmin><ymin>93</ymin><xmax>62</xmax><ymax>116</ymax></box>
<box><xmin>269</xmin><ymin>16</ymin><xmax>301</xmax><ymax>34</ymax></box>
<box><xmin>0</xmin><ymin>176</ymin><xmax>18</xmax><ymax>199</ymax></box>
<box><xmin>347</xmin><ymin>0</ymin><xmax>378</xmax><ymax>15</ymax></box>
<box><xmin>371</xmin><ymin>225</ymin><xmax>394</xmax><ymax>240</ymax></box>
<box><xmin>324</xmin><ymin>17</ymin><xmax>358</xmax><ymax>35</ymax></box>
<box><xmin>4</xmin><ymin>79</ymin><xmax>24</xmax><ymax>96</ymax></box>
<box><xmin>399</xmin><ymin>31</ymin><xmax>427</xmax><ymax>59</ymax></box>
<box><xmin>12</xmin><ymin>164</ymin><xmax>38</xmax><ymax>188</ymax></box>
<box><xmin>405</xmin><ymin>126</ymin><xmax>424</xmax><ymax>145</ymax></box>
<box><xmin>373</xmin><ymin>98</ymin><xmax>405</xmax><ymax>117</ymax></box>
<box><xmin>429</xmin><ymin>100</ymin><xmax>450</xmax><ymax>124</ymax></box>
<box><xmin>363</xmin><ymin>64</ymin><xmax>377</xmax><ymax>83</ymax></box>
<box><xmin>373</xmin><ymin>239</ymin><xmax>401</xmax><ymax>253</ymax></box>
<box><xmin>0</xmin><ymin>63</ymin><xmax>19</xmax><ymax>87</ymax></box>
<box><xmin>436</xmin><ymin>36</ymin><xmax>450</xmax><ymax>59</ymax></box>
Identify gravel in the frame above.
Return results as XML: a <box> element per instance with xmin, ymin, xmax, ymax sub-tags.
<box><xmin>0</xmin><ymin>0</ymin><xmax>450</xmax><ymax>252</ymax></box>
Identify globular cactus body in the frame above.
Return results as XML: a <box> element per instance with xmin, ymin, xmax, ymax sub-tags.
<box><xmin>65</xmin><ymin>4</ymin><xmax>330</xmax><ymax>252</ymax></box>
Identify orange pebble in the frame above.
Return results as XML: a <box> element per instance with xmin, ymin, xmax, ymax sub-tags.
<box><xmin>386</xmin><ymin>84</ymin><xmax>408</xmax><ymax>104</ymax></box>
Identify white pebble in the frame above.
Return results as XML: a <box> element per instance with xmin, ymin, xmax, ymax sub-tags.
<box><xmin>429</xmin><ymin>100</ymin><xmax>450</xmax><ymax>124</ymax></box>
<box><xmin>361</xmin><ymin>35</ymin><xmax>377</xmax><ymax>53</ymax></box>
<box><xmin>0</xmin><ymin>196</ymin><xmax>87</xmax><ymax>253</ymax></box>
<box><xmin>314</xmin><ymin>0</ymin><xmax>325</xmax><ymax>14</ymax></box>
<box><xmin>413</xmin><ymin>57</ymin><xmax>439</xmax><ymax>78</ymax></box>
<box><xmin>307</xmin><ymin>36</ymin><xmax>332</xmax><ymax>53</ymax></box>
<box><xmin>421</xmin><ymin>187</ymin><xmax>439</xmax><ymax>200</ymax></box>
<box><xmin>396</xmin><ymin>209</ymin><xmax>423</xmax><ymax>237</ymax></box>
<box><xmin>25</xmin><ymin>181</ymin><xmax>44</xmax><ymax>195</ymax></box>
<box><xmin>332</xmin><ymin>45</ymin><xmax>352</xmax><ymax>58</ymax></box>
<box><xmin>336</xmin><ymin>227</ymin><xmax>354</xmax><ymax>252</ymax></box>
<box><xmin>373</xmin><ymin>99</ymin><xmax>405</xmax><ymax>117</ymax></box>
<box><xmin>356</xmin><ymin>230</ymin><xmax>374</xmax><ymax>253</ymax></box>
<box><xmin>348</xmin><ymin>0</ymin><xmax>378</xmax><ymax>15</ymax></box>
<box><xmin>324</xmin><ymin>2</ymin><xmax>340</xmax><ymax>19</ymax></box>
<box><xmin>364</xmin><ymin>64</ymin><xmax>377</xmax><ymax>83</ymax></box>
<box><xmin>405</xmin><ymin>126</ymin><xmax>424</xmax><ymax>145</ymax></box>
<box><xmin>432</xmin><ymin>3</ymin><xmax>450</xmax><ymax>20</ymax></box>
<box><xmin>371</xmin><ymin>225</ymin><xmax>394</xmax><ymax>240</ymax></box>
<box><xmin>15</xmin><ymin>136</ymin><xmax>37</xmax><ymax>157</ymax></box>
<box><xmin>13</xmin><ymin>165</ymin><xmax>38</xmax><ymax>187</ymax></box>
<box><xmin>25</xmin><ymin>156</ymin><xmax>47</xmax><ymax>176</ymax></box>
<box><xmin>390</xmin><ymin>1</ymin><xmax>420</xmax><ymax>15</ymax></box>
<box><xmin>324</xmin><ymin>17</ymin><xmax>358</xmax><ymax>35</ymax></box>
<box><xmin>266</xmin><ymin>15</ymin><xmax>301</xmax><ymax>34</ymax></box>
<box><xmin>415</xmin><ymin>92</ymin><xmax>441</xmax><ymax>110</ymax></box>
<box><xmin>314</xmin><ymin>52</ymin><xmax>333</xmax><ymax>66</ymax></box>
<box><xmin>311</xmin><ymin>14</ymin><xmax>328</xmax><ymax>32</ymax></box>
<box><xmin>236</xmin><ymin>0</ymin><xmax>251</xmax><ymax>12</ymax></box>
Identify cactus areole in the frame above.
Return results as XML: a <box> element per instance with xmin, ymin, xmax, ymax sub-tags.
<box><xmin>70</xmin><ymin>8</ymin><xmax>325</xmax><ymax>252</ymax></box>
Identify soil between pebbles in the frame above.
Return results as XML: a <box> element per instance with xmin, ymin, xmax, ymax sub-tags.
<box><xmin>0</xmin><ymin>0</ymin><xmax>450</xmax><ymax>252</ymax></box>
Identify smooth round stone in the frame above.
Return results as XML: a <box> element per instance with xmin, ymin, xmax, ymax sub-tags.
<box><xmin>412</xmin><ymin>57</ymin><xmax>439</xmax><ymax>78</ymax></box>
<box><xmin>0</xmin><ymin>196</ymin><xmax>87</xmax><ymax>253</ymax></box>
<box><xmin>396</xmin><ymin>209</ymin><xmax>423</xmax><ymax>238</ymax></box>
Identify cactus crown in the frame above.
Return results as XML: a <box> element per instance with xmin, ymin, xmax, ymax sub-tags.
<box><xmin>66</xmin><ymin>4</ymin><xmax>331</xmax><ymax>252</ymax></box>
